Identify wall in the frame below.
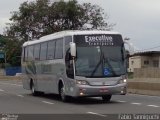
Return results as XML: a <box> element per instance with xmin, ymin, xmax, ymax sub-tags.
<box><xmin>5</xmin><ymin>67</ymin><xmax>21</xmax><ymax>76</ymax></box>
<box><xmin>141</xmin><ymin>56</ymin><xmax>159</xmax><ymax>68</ymax></box>
<box><xmin>134</xmin><ymin>68</ymin><xmax>160</xmax><ymax>78</ymax></box>
<box><xmin>0</xmin><ymin>69</ymin><xmax>5</xmax><ymax>76</ymax></box>
<box><xmin>129</xmin><ymin>55</ymin><xmax>160</xmax><ymax>72</ymax></box>
<box><xmin>128</xmin><ymin>79</ymin><xmax>160</xmax><ymax>96</ymax></box>
<box><xmin>128</xmin><ymin>56</ymin><xmax>141</xmax><ymax>72</ymax></box>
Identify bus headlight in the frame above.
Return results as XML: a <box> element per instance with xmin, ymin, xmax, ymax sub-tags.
<box><xmin>118</xmin><ymin>79</ymin><xmax>127</xmax><ymax>84</ymax></box>
<box><xmin>76</xmin><ymin>80</ymin><xmax>89</xmax><ymax>85</ymax></box>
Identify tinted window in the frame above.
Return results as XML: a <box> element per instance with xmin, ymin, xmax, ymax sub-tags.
<box><xmin>24</xmin><ymin>47</ymin><xmax>28</xmax><ymax>62</ymax></box>
<box><xmin>55</xmin><ymin>39</ymin><xmax>63</xmax><ymax>59</ymax></box>
<box><xmin>40</xmin><ymin>42</ymin><xmax>47</xmax><ymax>60</ymax></box>
<box><xmin>47</xmin><ymin>41</ymin><xmax>55</xmax><ymax>60</ymax></box>
<box><xmin>34</xmin><ymin>44</ymin><xmax>40</xmax><ymax>60</ymax></box>
<box><xmin>28</xmin><ymin>45</ymin><xmax>34</xmax><ymax>61</ymax></box>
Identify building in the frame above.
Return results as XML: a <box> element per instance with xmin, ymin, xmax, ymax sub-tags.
<box><xmin>128</xmin><ymin>51</ymin><xmax>160</xmax><ymax>72</ymax></box>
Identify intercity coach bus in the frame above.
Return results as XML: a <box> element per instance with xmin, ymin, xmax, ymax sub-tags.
<box><xmin>21</xmin><ymin>30</ymin><xmax>127</xmax><ymax>102</ymax></box>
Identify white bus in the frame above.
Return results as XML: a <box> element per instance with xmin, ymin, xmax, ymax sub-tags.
<box><xmin>21</xmin><ymin>30</ymin><xmax>127</xmax><ymax>102</ymax></box>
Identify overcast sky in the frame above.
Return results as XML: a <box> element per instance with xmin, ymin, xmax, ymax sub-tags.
<box><xmin>0</xmin><ymin>0</ymin><xmax>160</xmax><ymax>51</ymax></box>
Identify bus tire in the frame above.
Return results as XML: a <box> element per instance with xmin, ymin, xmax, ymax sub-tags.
<box><xmin>30</xmin><ymin>80</ymin><xmax>39</xmax><ymax>96</ymax></box>
<box><xmin>102</xmin><ymin>95</ymin><xmax>112</xmax><ymax>102</ymax></box>
<box><xmin>59</xmin><ymin>82</ymin><xmax>69</xmax><ymax>102</ymax></box>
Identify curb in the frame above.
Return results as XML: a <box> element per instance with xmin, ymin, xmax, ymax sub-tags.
<box><xmin>0</xmin><ymin>76</ymin><xmax>21</xmax><ymax>81</ymax></box>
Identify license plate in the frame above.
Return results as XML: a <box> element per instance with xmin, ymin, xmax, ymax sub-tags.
<box><xmin>99</xmin><ymin>88</ymin><xmax>108</xmax><ymax>92</ymax></box>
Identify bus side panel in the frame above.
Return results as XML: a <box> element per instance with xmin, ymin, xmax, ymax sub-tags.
<box><xmin>35</xmin><ymin>60</ymin><xmax>57</xmax><ymax>93</ymax></box>
<box><xmin>33</xmin><ymin>59</ymin><xmax>65</xmax><ymax>94</ymax></box>
<box><xmin>53</xmin><ymin>60</ymin><xmax>66</xmax><ymax>94</ymax></box>
<box><xmin>21</xmin><ymin>47</ymin><xmax>31</xmax><ymax>90</ymax></box>
<box><xmin>22</xmin><ymin>64</ymin><xmax>30</xmax><ymax>90</ymax></box>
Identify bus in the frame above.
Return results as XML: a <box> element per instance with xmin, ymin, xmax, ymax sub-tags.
<box><xmin>21</xmin><ymin>30</ymin><xmax>127</xmax><ymax>102</ymax></box>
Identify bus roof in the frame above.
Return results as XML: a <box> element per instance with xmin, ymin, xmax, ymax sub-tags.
<box><xmin>23</xmin><ymin>30</ymin><xmax>121</xmax><ymax>47</ymax></box>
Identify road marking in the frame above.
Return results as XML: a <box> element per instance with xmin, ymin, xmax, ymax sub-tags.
<box><xmin>42</xmin><ymin>101</ymin><xmax>54</xmax><ymax>105</ymax></box>
<box><xmin>117</xmin><ymin>100</ymin><xmax>126</xmax><ymax>103</ymax></box>
<box><xmin>129</xmin><ymin>94</ymin><xmax>160</xmax><ymax>99</ymax></box>
<box><xmin>87</xmin><ymin>112</ymin><xmax>106</xmax><ymax>117</ymax></box>
<box><xmin>147</xmin><ymin>105</ymin><xmax>159</xmax><ymax>108</ymax></box>
<box><xmin>131</xmin><ymin>102</ymin><xmax>141</xmax><ymax>105</ymax></box>
<box><xmin>0</xmin><ymin>89</ymin><xmax>4</xmax><ymax>92</ymax></box>
<box><xmin>0</xmin><ymin>82</ymin><xmax>22</xmax><ymax>87</ymax></box>
<box><xmin>17</xmin><ymin>95</ymin><xmax>24</xmax><ymax>98</ymax></box>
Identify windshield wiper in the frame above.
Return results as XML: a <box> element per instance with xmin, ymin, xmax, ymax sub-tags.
<box><xmin>90</xmin><ymin>57</ymin><xmax>102</xmax><ymax>77</ymax></box>
<box><xmin>90</xmin><ymin>47</ymin><xmax>123</xmax><ymax>77</ymax></box>
<box><xmin>90</xmin><ymin>48</ymin><xmax>104</xmax><ymax>77</ymax></box>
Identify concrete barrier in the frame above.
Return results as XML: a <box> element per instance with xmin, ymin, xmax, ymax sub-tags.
<box><xmin>128</xmin><ymin>78</ymin><xmax>160</xmax><ymax>96</ymax></box>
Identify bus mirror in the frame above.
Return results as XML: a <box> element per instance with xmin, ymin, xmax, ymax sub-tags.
<box><xmin>70</xmin><ymin>42</ymin><xmax>76</xmax><ymax>57</ymax></box>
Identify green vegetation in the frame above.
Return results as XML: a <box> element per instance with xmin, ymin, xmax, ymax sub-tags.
<box><xmin>2</xmin><ymin>0</ymin><xmax>113</xmax><ymax>66</ymax></box>
<box><xmin>0</xmin><ymin>35</ymin><xmax>22</xmax><ymax>67</ymax></box>
<box><xmin>5</xmin><ymin>0</ymin><xmax>114</xmax><ymax>41</ymax></box>
<box><xmin>128</xmin><ymin>72</ymin><xmax>134</xmax><ymax>79</ymax></box>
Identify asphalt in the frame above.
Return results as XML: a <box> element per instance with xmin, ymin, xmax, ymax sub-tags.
<box><xmin>0</xmin><ymin>80</ymin><xmax>160</xmax><ymax>120</ymax></box>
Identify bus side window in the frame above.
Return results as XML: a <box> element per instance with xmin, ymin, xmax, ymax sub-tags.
<box><xmin>28</xmin><ymin>45</ymin><xmax>34</xmax><ymax>61</ymax></box>
<box><xmin>24</xmin><ymin>47</ymin><xmax>28</xmax><ymax>62</ymax></box>
<box><xmin>40</xmin><ymin>42</ymin><xmax>47</xmax><ymax>60</ymax></box>
<box><xmin>47</xmin><ymin>41</ymin><xmax>55</xmax><ymax>60</ymax></box>
<box><xmin>55</xmin><ymin>38</ymin><xmax>63</xmax><ymax>59</ymax></box>
<box><xmin>34</xmin><ymin>44</ymin><xmax>40</xmax><ymax>61</ymax></box>
<box><xmin>22</xmin><ymin>47</ymin><xmax>25</xmax><ymax>62</ymax></box>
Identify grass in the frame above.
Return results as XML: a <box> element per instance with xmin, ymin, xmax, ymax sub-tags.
<box><xmin>127</xmin><ymin>72</ymin><xmax>134</xmax><ymax>79</ymax></box>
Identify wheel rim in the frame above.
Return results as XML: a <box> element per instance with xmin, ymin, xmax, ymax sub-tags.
<box><xmin>60</xmin><ymin>87</ymin><xmax>65</xmax><ymax>100</ymax></box>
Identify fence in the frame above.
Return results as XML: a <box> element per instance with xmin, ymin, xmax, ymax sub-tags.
<box><xmin>5</xmin><ymin>67</ymin><xmax>21</xmax><ymax>76</ymax></box>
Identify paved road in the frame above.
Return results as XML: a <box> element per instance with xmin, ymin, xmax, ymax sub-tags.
<box><xmin>0</xmin><ymin>80</ymin><xmax>160</xmax><ymax>119</ymax></box>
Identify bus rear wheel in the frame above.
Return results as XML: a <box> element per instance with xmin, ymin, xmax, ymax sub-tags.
<box><xmin>102</xmin><ymin>95</ymin><xmax>112</xmax><ymax>102</ymax></box>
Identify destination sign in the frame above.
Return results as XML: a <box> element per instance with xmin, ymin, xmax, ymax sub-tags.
<box><xmin>74</xmin><ymin>34</ymin><xmax>123</xmax><ymax>47</ymax></box>
<box><xmin>85</xmin><ymin>35</ymin><xmax>113</xmax><ymax>46</ymax></box>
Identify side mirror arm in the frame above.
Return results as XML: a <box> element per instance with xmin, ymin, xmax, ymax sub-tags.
<box><xmin>124</xmin><ymin>41</ymin><xmax>134</xmax><ymax>56</ymax></box>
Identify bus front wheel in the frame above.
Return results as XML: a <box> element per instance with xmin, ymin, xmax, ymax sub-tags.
<box><xmin>59</xmin><ymin>83</ymin><xmax>69</xmax><ymax>102</ymax></box>
<box><xmin>30</xmin><ymin>81</ymin><xmax>39</xmax><ymax>96</ymax></box>
<box><xmin>102</xmin><ymin>95</ymin><xmax>112</xmax><ymax>102</ymax></box>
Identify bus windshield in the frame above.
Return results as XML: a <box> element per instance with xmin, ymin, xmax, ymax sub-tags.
<box><xmin>74</xmin><ymin>34</ymin><xmax>126</xmax><ymax>78</ymax></box>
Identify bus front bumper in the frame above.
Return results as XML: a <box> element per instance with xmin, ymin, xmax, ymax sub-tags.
<box><xmin>72</xmin><ymin>83</ymin><xmax>127</xmax><ymax>97</ymax></box>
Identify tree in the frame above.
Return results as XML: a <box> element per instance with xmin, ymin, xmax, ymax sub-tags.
<box><xmin>0</xmin><ymin>34</ymin><xmax>7</xmax><ymax>49</ymax></box>
<box><xmin>0</xmin><ymin>35</ymin><xmax>6</xmax><ymax>67</ymax></box>
<box><xmin>5</xmin><ymin>38</ymin><xmax>22</xmax><ymax>66</ymax></box>
<box><xmin>4</xmin><ymin>0</ymin><xmax>114</xmax><ymax>66</ymax></box>
<box><xmin>0</xmin><ymin>35</ymin><xmax>22</xmax><ymax>67</ymax></box>
<box><xmin>5</xmin><ymin>0</ymin><xmax>114</xmax><ymax>41</ymax></box>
